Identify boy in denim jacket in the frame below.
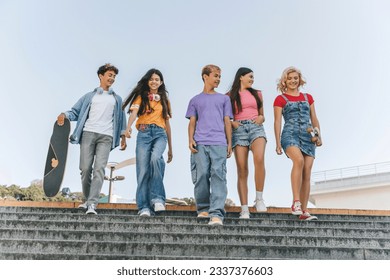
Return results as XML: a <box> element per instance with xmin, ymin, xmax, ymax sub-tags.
<box><xmin>57</xmin><ymin>63</ymin><xmax>127</xmax><ymax>214</ymax></box>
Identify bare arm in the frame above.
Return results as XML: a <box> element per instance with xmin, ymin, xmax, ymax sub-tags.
<box><xmin>119</xmin><ymin>109</ymin><xmax>128</xmax><ymax>151</ymax></box>
<box><xmin>310</xmin><ymin>103</ymin><xmax>322</xmax><ymax>146</ymax></box>
<box><xmin>125</xmin><ymin>108</ymin><xmax>139</xmax><ymax>138</ymax></box>
<box><xmin>224</xmin><ymin>116</ymin><xmax>232</xmax><ymax>158</ymax></box>
<box><xmin>254</xmin><ymin>96</ymin><xmax>265</xmax><ymax>125</ymax></box>
<box><xmin>310</xmin><ymin>103</ymin><xmax>320</xmax><ymax>130</ymax></box>
<box><xmin>188</xmin><ymin>116</ymin><xmax>198</xmax><ymax>153</ymax></box>
<box><xmin>165</xmin><ymin>118</ymin><xmax>173</xmax><ymax>163</ymax></box>
<box><xmin>274</xmin><ymin>106</ymin><xmax>283</xmax><ymax>155</ymax></box>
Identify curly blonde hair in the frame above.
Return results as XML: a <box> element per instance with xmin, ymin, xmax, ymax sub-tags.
<box><xmin>277</xmin><ymin>66</ymin><xmax>306</xmax><ymax>93</ymax></box>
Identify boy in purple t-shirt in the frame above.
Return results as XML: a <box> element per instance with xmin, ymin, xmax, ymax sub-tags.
<box><xmin>185</xmin><ymin>64</ymin><xmax>233</xmax><ymax>226</ymax></box>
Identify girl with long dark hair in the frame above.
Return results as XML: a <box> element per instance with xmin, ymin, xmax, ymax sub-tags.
<box><xmin>227</xmin><ymin>67</ymin><xmax>267</xmax><ymax>219</ymax></box>
<box><xmin>123</xmin><ymin>69</ymin><xmax>172</xmax><ymax>216</ymax></box>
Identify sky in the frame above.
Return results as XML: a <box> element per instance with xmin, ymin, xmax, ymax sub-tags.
<box><xmin>1</xmin><ymin>0</ymin><xmax>390</xmax><ymax>207</ymax></box>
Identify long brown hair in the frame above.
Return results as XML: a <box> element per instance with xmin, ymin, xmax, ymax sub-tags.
<box><xmin>122</xmin><ymin>69</ymin><xmax>171</xmax><ymax>119</ymax></box>
<box><xmin>227</xmin><ymin>67</ymin><xmax>262</xmax><ymax>115</ymax></box>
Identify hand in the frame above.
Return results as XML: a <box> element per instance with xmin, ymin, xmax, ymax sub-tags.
<box><xmin>125</xmin><ymin>127</ymin><xmax>132</xmax><ymax>138</ymax></box>
<box><xmin>314</xmin><ymin>127</ymin><xmax>322</xmax><ymax>147</ymax></box>
<box><xmin>119</xmin><ymin>136</ymin><xmax>127</xmax><ymax>151</ymax></box>
<box><xmin>227</xmin><ymin>145</ymin><xmax>232</xmax><ymax>158</ymax></box>
<box><xmin>253</xmin><ymin>115</ymin><xmax>264</xmax><ymax>125</ymax></box>
<box><xmin>276</xmin><ymin>144</ymin><xmax>283</xmax><ymax>155</ymax></box>
<box><xmin>189</xmin><ymin>139</ymin><xmax>198</xmax><ymax>153</ymax></box>
<box><xmin>167</xmin><ymin>150</ymin><xmax>173</xmax><ymax>163</ymax></box>
<box><xmin>231</xmin><ymin>121</ymin><xmax>241</xmax><ymax>130</ymax></box>
<box><xmin>57</xmin><ymin>113</ymin><xmax>65</xmax><ymax>126</ymax></box>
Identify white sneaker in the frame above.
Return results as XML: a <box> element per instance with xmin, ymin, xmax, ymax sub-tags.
<box><xmin>78</xmin><ymin>202</ymin><xmax>88</xmax><ymax>209</ymax></box>
<box><xmin>139</xmin><ymin>209</ymin><xmax>151</xmax><ymax>217</ymax></box>
<box><xmin>208</xmin><ymin>217</ymin><xmax>223</xmax><ymax>226</ymax></box>
<box><xmin>239</xmin><ymin>211</ymin><xmax>250</xmax><ymax>219</ymax></box>
<box><xmin>197</xmin><ymin>212</ymin><xmax>209</xmax><ymax>218</ymax></box>
<box><xmin>254</xmin><ymin>199</ymin><xmax>267</xmax><ymax>212</ymax></box>
<box><xmin>154</xmin><ymin>202</ymin><xmax>165</xmax><ymax>212</ymax></box>
<box><xmin>86</xmin><ymin>204</ymin><xmax>97</xmax><ymax>215</ymax></box>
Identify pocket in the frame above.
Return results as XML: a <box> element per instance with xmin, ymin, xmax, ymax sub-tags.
<box><xmin>254</xmin><ymin>122</ymin><xmax>263</xmax><ymax>127</ymax></box>
<box><xmin>190</xmin><ymin>155</ymin><xmax>197</xmax><ymax>184</ymax></box>
<box><xmin>233</xmin><ymin>124</ymin><xmax>242</xmax><ymax>131</ymax></box>
<box><xmin>162</xmin><ymin>130</ymin><xmax>168</xmax><ymax>141</ymax></box>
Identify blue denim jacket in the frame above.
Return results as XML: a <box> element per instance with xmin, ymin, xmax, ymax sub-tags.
<box><xmin>64</xmin><ymin>87</ymin><xmax>127</xmax><ymax>150</ymax></box>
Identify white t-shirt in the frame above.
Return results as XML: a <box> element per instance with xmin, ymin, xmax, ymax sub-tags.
<box><xmin>83</xmin><ymin>91</ymin><xmax>115</xmax><ymax>136</ymax></box>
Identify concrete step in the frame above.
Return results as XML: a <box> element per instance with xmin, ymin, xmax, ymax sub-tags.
<box><xmin>0</xmin><ymin>213</ymin><xmax>390</xmax><ymax>232</ymax></box>
<box><xmin>1</xmin><ymin>219</ymin><xmax>390</xmax><ymax>238</ymax></box>
<box><xmin>1</xmin><ymin>228</ymin><xmax>390</xmax><ymax>248</ymax></box>
<box><xmin>0</xmin><ymin>252</ymin><xmax>268</xmax><ymax>260</ymax></box>
<box><xmin>1</xmin><ymin>205</ymin><xmax>390</xmax><ymax>260</ymax></box>
<box><xmin>0</xmin><ymin>239</ymin><xmax>389</xmax><ymax>260</ymax></box>
<box><xmin>2</xmin><ymin>206</ymin><xmax>390</xmax><ymax>222</ymax></box>
<box><xmin>2</xmin><ymin>212</ymin><xmax>390</xmax><ymax>230</ymax></box>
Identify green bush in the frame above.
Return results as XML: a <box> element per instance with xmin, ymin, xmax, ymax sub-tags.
<box><xmin>0</xmin><ymin>183</ymin><xmax>82</xmax><ymax>202</ymax></box>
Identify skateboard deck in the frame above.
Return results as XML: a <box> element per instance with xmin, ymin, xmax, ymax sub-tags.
<box><xmin>43</xmin><ymin>119</ymin><xmax>70</xmax><ymax>197</ymax></box>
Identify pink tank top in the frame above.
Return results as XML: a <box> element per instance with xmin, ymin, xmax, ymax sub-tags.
<box><xmin>234</xmin><ymin>90</ymin><xmax>262</xmax><ymax>120</ymax></box>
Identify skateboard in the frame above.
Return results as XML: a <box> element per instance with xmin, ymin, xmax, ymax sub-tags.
<box><xmin>307</xmin><ymin>126</ymin><xmax>322</xmax><ymax>146</ymax></box>
<box><xmin>43</xmin><ymin>119</ymin><xmax>71</xmax><ymax>197</ymax></box>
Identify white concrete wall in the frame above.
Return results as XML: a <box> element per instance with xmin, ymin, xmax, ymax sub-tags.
<box><xmin>310</xmin><ymin>184</ymin><xmax>390</xmax><ymax>210</ymax></box>
<box><xmin>310</xmin><ymin>168</ymin><xmax>390</xmax><ymax>210</ymax></box>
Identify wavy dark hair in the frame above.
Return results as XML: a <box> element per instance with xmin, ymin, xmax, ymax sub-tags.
<box><xmin>227</xmin><ymin>67</ymin><xmax>262</xmax><ymax>115</ymax></box>
<box><xmin>97</xmin><ymin>63</ymin><xmax>118</xmax><ymax>76</ymax></box>
<box><xmin>122</xmin><ymin>69</ymin><xmax>171</xmax><ymax>119</ymax></box>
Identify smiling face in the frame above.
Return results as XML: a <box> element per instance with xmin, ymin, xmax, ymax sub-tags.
<box><xmin>285</xmin><ymin>71</ymin><xmax>300</xmax><ymax>91</ymax></box>
<box><xmin>203</xmin><ymin>69</ymin><xmax>221</xmax><ymax>89</ymax></box>
<box><xmin>148</xmin><ymin>73</ymin><xmax>163</xmax><ymax>93</ymax></box>
<box><xmin>99</xmin><ymin>70</ymin><xmax>116</xmax><ymax>90</ymax></box>
<box><xmin>240</xmin><ymin>72</ymin><xmax>254</xmax><ymax>89</ymax></box>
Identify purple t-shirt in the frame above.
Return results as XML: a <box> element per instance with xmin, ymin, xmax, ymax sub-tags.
<box><xmin>185</xmin><ymin>92</ymin><xmax>233</xmax><ymax>146</ymax></box>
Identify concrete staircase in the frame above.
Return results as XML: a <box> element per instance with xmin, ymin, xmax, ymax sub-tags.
<box><xmin>0</xmin><ymin>203</ymin><xmax>390</xmax><ymax>260</ymax></box>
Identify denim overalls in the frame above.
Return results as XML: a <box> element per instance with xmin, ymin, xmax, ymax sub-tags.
<box><xmin>280</xmin><ymin>94</ymin><xmax>315</xmax><ymax>158</ymax></box>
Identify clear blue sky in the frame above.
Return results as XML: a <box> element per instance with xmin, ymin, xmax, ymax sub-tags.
<box><xmin>1</xmin><ymin>0</ymin><xmax>390</xmax><ymax>207</ymax></box>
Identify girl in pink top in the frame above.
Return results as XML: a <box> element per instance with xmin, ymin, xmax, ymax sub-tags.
<box><xmin>227</xmin><ymin>67</ymin><xmax>267</xmax><ymax>219</ymax></box>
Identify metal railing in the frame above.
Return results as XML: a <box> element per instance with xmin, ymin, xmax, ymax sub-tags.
<box><xmin>311</xmin><ymin>161</ymin><xmax>390</xmax><ymax>185</ymax></box>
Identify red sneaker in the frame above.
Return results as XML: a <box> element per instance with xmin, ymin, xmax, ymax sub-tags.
<box><xmin>299</xmin><ymin>211</ymin><xmax>318</xmax><ymax>221</ymax></box>
<box><xmin>291</xmin><ymin>200</ymin><xmax>303</xmax><ymax>215</ymax></box>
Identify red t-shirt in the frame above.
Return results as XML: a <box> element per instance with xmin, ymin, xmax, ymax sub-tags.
<box><xmin>273</xmin><ymin>93</ymin><xmax>314</xmax><ymax>108</ymax></box>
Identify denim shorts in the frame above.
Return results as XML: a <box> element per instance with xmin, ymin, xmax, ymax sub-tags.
<box><xmin>232</xmin><ymin>120</ymin><xmax>267</xmax><ymax>149</ymax></box>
